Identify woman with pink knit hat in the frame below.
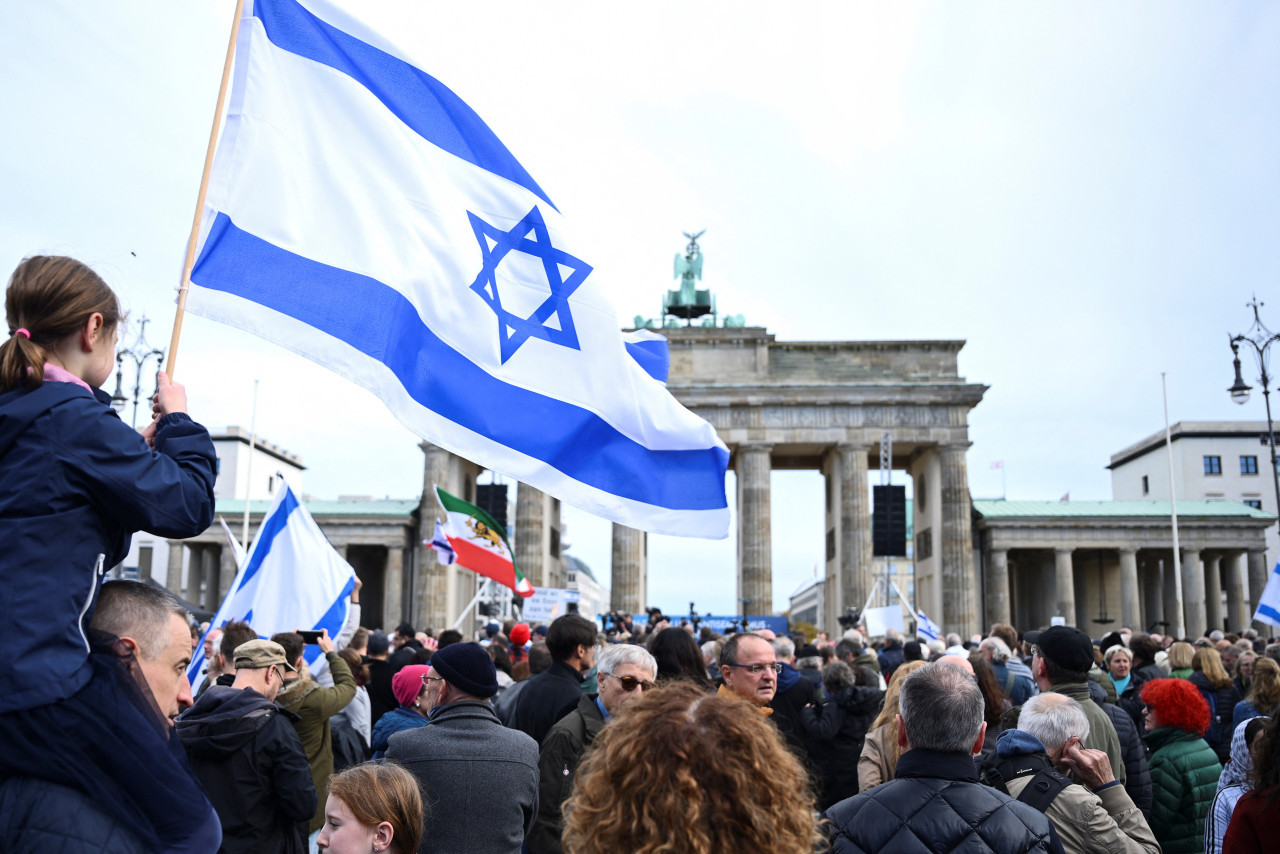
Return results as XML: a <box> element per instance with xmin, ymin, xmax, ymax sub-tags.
<box><xmin>370</xmin><ymin>664</ymin><xmax>432</xmax><ymax>758</ymax></box>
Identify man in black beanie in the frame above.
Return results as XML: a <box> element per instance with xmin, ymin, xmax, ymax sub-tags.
<box><xmin>386</xmin><ymin>641</ymin><xmax>539</xmax><ymax>854</ymax></box>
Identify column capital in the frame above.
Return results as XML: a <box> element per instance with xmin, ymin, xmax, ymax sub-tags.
<box><xmin>1054</xmin><ymin>547</ymin><xmax>1075</xmax><ymax>556</ymax></box>
<box><xmin>939</xmin><ymin>442</ymin><xmax>973</xmax><ymax>454</ymax></box>
<box><xmin>736</xmin><ymin>441</ymin><xmax>774</xmax><ymax>454</ymax></box>
<box><xmin>1118</xmin><ymin>547</ymin><xmax>1138</xmax><ymax>556</ymax></box>
<box><xmin>835</xmin><ymin>441</ymin><xmax>872</xmax><ymax>452</ymax></box>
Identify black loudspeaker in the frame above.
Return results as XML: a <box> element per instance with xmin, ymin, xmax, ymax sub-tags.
<box><xmin>475</xmin><ymin>484</ymin><xmax>509</xmax><ymax>531</ymax></box>
<box><xmin>872</xmin><ymin>485</ymin><xmax>907</xmax><ymax>557</ymax></box>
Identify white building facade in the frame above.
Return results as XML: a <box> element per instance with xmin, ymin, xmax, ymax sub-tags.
<box><xmin>1110</xmin><ymin>420</ymin><xmax>1279</xmax><ymax>566</ymax></box>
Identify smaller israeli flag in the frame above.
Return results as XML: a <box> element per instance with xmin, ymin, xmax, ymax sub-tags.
<box><xmin>427</xmin><ymin>519</ymin><xmax>457</xmax><ymax>566</ymax></box>
<box><xmin>916</xmin><ymin>610</ymin><xmax>941</xmax><ymax>642</ymax></box>
<box><xmin>188</xmin><ymin>483</ymin><xmax>355</xmax><ymax>685</ymax></box>
<box><xmin>1253</xmin><ymin>561</ymin><xmax>1280</xmax><ymax>629</ymax></box>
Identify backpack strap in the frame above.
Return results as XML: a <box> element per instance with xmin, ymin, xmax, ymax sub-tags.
<box><xmin>1004</xmin><ymin>670</ymin><xmax>1017</xmax><ymax>696</ymax></box>
<box><xmin>1014</xmin><ymin>768</ymin><xmax>1072</xmax><ymax>813</ymax></box>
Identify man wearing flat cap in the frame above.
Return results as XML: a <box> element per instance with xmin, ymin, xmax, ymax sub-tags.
<box><xmin>387</xmin><ymin>641</ymin><xmax>539</xmax><ymax>854</ymax></box>
<box><xmin>176</xmin><ymin>639</ymin><xmax>317</xmax><ymax>854</ymax></box>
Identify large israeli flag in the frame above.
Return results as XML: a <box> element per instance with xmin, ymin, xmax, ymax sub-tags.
<box><xmin>184</xmin><ymin>0</ymin><xmax>729</xmax><ymax>538</ymax></box>
<box><xmin>187</xmin><ymin>483</ymin><xmax>355</xmax><ymax>685</ymax></box>
<box><xmin>916</xmin><ymin>610</ymin><xmax>941</xmax><ymax>642</ymax></box>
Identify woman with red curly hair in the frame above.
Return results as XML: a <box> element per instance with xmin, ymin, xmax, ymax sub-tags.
<box><xmin>1142</xmin><ymin>677</ymin><xmax>1223</xmax><ymax>854</ymax></box>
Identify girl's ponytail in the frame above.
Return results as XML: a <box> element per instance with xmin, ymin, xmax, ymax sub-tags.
<box><xmin>2</xmin><ymin>256</ymin><xmax>121</xmax><ymax>393</ymax></box>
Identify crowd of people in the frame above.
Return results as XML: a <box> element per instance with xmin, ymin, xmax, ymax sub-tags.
<box><xmin>4</xmin><ymin>256</ymin><xmax>1280</xmax><ymax>853</ymax></box>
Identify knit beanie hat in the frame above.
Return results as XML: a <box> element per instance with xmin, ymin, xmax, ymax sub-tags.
<box><xmin>429</xmin><ymin>641</ymin><xmax>498</xmax><ymax>698</ymax></box>
<box><xmin>392</xmin><ymin>665</ymin><xmax>432</xmax><ymax>707</ymax></box>
<box><xmin>510</xmin><ymin>623</ymin><xmax>532</xmax><ymax>646</ymax></box>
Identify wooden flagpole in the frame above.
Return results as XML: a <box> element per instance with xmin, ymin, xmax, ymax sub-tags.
<box><xmin>166</xmin><ymin>0</ymin><xmax>246</xmax><ymax>378</ymax></box>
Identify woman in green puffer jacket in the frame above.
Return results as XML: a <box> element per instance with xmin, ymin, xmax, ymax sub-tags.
<box><xmin>1142</xmin><ymin>677</ymin><xmax>1223</xmax><ymax>854</ymax></box>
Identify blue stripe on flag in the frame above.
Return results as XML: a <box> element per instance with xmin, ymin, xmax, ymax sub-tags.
<box><xmin>237</xmin><ymin>487</ymin><xmax>302</xmax><ymax>588</ymax></box>
<box><xmin>1260</xmin><ymin>602</ymin><xmax>1280</xmax><ymax>622</ymax></box>
<box><xmin>193</xmin><ymin>213</ymin><xmax>730</xmax><ymax>511</ymax></box>
<box><xmin>252</xmin><ymin>0</ymin><xmax>555</xmax><ymax>210</ymax></box>
<box><xmin>625</xmin><ymin>338</ymin><xmax>670</xmax><ymax>384</ymax></box>
<box><xmin>303</xmin><ymin>576</ymin><xmax>356</xmax><ymax>667</ymax></box>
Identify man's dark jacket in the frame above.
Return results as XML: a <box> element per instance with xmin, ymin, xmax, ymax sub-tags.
<box><xmin>176</xmin><ymin>686</ymin><xmax>316</xmax><ymax>854</ymax></box>
<box><xmin>526</xmin><ymin>694</ymin><xmax>605</xmax><ymax>854</ymax></box>
<box><xmin>877</xmin><ymin>641</ymin><xmax>905</xmax><ymax>679</ymax></box>
<box><xmin>367</xmin><ymin>657</ymin><xmax>397</xmax><ymax>727</ymax></box>
<box><xmin>769</xmin><ymin>662</ymin><xmax>820</xmax><ymax>758</ymax></box>
<box><xmin>1083</xmin><ymin>679</ymin><xmax>1153</xmax><ymax>816</ymax></box>
<box><xmin>800</xmin><ymin>683</ymin><xmax>883</xmax><ymax>809</ymax></box>
<box><xmin>507</xmin><ymin>660</ymin><xmax>584</xmax><ymax>745</ymax></box>
<box><xmin>823</xmin><ymin>749</ymin><xmax>1065</xmax><ymax>854</ymax></box>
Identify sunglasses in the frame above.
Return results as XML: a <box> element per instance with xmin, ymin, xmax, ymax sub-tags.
<box><xmin>602</xmin><ymin>672</ymin><xmax>655</xmax><ymax>692</ymax></box>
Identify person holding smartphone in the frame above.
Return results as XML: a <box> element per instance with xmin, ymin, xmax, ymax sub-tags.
<box><xmin>270</xmin><ymin>628</ymin><xmax>357</xmax><ymax>847</ymax></box>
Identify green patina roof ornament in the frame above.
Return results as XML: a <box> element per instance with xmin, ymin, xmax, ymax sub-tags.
<box><xmin>633</xmin><ymin>230</ymin><xmax>746</xmax><ymax>330</ymax></box>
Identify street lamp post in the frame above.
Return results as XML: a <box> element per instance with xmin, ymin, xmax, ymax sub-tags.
<box><xmin>110</xmin><ymin>316</ymin><xmax>166</xmax><ymax>429</ymax></box>
<box><xmin>1228</xmin><ymin>297</ymin><xmax>1280</xmax><ymax>529</ymax></box>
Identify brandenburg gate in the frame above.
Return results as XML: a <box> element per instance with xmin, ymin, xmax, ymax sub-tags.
<box><xmin>610</xmin><ymin>326</ymin><xmax>989</xmax><ymax>637</ymax></box>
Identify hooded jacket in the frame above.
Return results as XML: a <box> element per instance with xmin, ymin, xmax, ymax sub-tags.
<box><xmin>275</xmin><ymin>651</ymin><xmax>356</xmax><ymax>833</ymax></box>
<box><xmin>801</xmin><ymin>683</ymin><xmax>884</xmax><ymax>808</ymax></box>
<box><xmin>176</xmin><ymin>685</ymin><xmax>316</xmax><ymax>854</ymax></box>
<box><xmin>994</xmin><ymin>730</ymin><xmax>1159</xmax><ymax>854</ymax></box>
<box><xmin>0</xmin><ymin>380</ymin><xmax>215</xmax><ymax>713</ymax></box>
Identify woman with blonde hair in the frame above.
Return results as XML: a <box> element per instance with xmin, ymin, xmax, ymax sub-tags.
<box><xmin>857</xmin><ymin>658</ymin><xmax>928</xmax><ymax>790</ymax></box>
<box><xmin>1167</xmin><ymin>642</ymin><xmax>1195</xmax><ymax>679</ymax></box>
<box><xmin>317</xmin><ymin>761</ymin><xmax>423</xmax><ymax>854</ymax></box>
<box><xmin>1233</xmin><ymin>657</ymin><xmax>1280</xmax><ymax>734</ymax></box>
<box><xmin>1191</xmin><ymin>646</ymin><xmax>1242</xmax><ymax>763</ymax></box>
<box><xmin>562</xmin><ymin>682</ymin><xmax>823</xmax><ymax>854</ymax></box>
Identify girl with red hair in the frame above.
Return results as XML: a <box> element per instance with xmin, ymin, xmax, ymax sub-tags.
<box><xmin>1142</xmin><ymin>677</ymin><xmax>1223</xmax><ymax>854</ymax></box>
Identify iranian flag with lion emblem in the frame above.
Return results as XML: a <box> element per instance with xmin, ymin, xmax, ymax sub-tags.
<box><xmin>434</xmin><ymin>486</ymin><xmax>534</xmax><ymax>597</ymax></box>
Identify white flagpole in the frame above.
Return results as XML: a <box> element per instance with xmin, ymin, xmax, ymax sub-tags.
<box><xmin>1163</xmin><ymin>373</ymin><xmax>1186</xmax><ymax>638</ymax></box>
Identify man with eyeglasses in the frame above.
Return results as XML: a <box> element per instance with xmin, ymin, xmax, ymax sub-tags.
<box><xmin>527</xmin><ymin>643</ymin><xmax>658</xmax><ymax>854</ymax></box>
<box><xmin>176</xmin><ymin>639</ymin><xmax>317</xmax><ymax>854</ymax></box>
<box><xmin>718</xmin><ymin>632</ymin><xmax>780</xmax><ymax>710</ymax></box>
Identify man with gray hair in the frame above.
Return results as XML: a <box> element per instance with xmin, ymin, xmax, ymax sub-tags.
<box><xmin>987</xmin><ymin>694</ymin><xmax>1158</xmax><ymax>854</ymax></box>
<box><xmin>527</xmin><ymin>643</ymin><xmax>658</xmax><ymax>854</ymax></box>
<box><xmin>825</xmin><ymin>663</ymin><xmax>1064</xmax><ymax>854</ymax></box>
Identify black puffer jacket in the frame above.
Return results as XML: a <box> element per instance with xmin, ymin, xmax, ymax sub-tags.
<box><xmin>824</xmin><ymin>749</ymin><xmax>1065</xmax><ymax>854</ymax></box>
<box><xmin>176</xmin><ymin>686</ymin><xmax>316</xmax><ymax>854</ymax></box>
<box><xmin>1082</xmin><ymin>680</ymin><xmax>1154</xmax><ymax>818</ymax></box>
<box><xmin>0</xmin><ymin>777</ymin><xmax>148</xmax><ymax>853</ymax></box>
<box><xmin>1188</xmin><ymin>671</ymin><xmax>1241</xmax><ymax>763</ymax></box>
<box><xmin>800</xmin><ymin>684</ymin><xmax>884</xmax><ymax>808</ymax></box>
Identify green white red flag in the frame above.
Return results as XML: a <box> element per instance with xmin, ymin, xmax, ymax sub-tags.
<box><xmin>434</xmin><ymin>485</ymin><xmax>533</xmax><ymax>597</ymax></box>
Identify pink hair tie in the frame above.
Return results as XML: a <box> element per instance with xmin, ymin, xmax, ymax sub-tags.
<box><xmin>14</xmin><ymin>328</ymin><xmax>30</xmax><ymax>339</ymax></box>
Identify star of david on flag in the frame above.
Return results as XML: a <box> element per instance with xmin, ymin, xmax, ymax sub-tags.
<box><xmin>181</xmin><ymin>0</ymin><xmax>729</xmax><ymax>538</ymax></box>
<box><xmin>468</xmin><ymin>206</ymin><xmax>591</xmax><ymax>364</ymax></box>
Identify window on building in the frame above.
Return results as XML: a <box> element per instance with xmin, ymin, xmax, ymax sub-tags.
<box><xmin>1244</xmin><ymin>499</ymin><xmax>1263</xmax><ymax>510</ymax></box>
<box><xmin>1141</xmin><ymin>475</ymin><xmax>1149</xmax><ymax>495</ymax></box>
<box><xmin>1204</xmin><ymin>456</ymin><xmax>1222</xmax><ymax>475</ymax></box>
<box><xmin>1242</xmin><ymin>455</ymin><xmax>1259</xmax><ymax>475</ymax></box>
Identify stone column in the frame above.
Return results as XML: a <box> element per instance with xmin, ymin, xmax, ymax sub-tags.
<box><xmin>1248</xmin><ymin>548</ymin><xmax>1269</xmax><ymax>631</ymax></box>
<box><xmin>985</xmin><ymin>548</ymin><xmax>1011</xmax><ymax>628</ymax></box>
<box><xmin>837</xmin><ymin>443</ymin><xmax>871</xmax><ymax>623</ymax></box>
<box><xmin>610</xmin><ymin>524</ymin><xmax>647</xmax><ymax>613</ymax></box>
<box><xmin>736</xmin><ymin>443</ymin><xmax>773</xmax><ymax>615</ymax></box>
<box><xmin>940</xmin><ymin>445</ymin><xmax>977</xmax><ymax>636</ymax></box>
<box><xmin>1053</xmin><ymin>548</ymin><xmax>1076</xmax><ymax>626</ymax></box>
<box><xmin>166</xmin><ymin>540</ymin><xmax>185</xmax><ymax>594</ymax></box>
<box><xmin>1141</xmin><ymin>559</ymin><xmax>1164</xmax><ymax>633</ymax></box>
<box><xmin>1118</xmin><ymin>548</ymin><xmax>1140</xmax><ymax>631</ymax></box>
<box><xmin>419</xmin><ymin>442</ymin><xmax>455</xmax><ymax>629</ymax></box>
<box><xmin>516</xmin><ymin>482</ymin><xmax>547</xmax><ymax>587</ymax></box>
<box><xmin>1204</xmin><ymin>553</ymin><xmax>1224</xmax><ymax>635</ymax></box>
<box><xmin>384</xmin><ymin>546</ymin><xmax>404</xmax><ymax>629</ymax></box>
<box><xmin>1226</xmin><ymin>551</ymin><xmax>1250</xmax><ymax>634</ymax></box>
<box><xmin>218</xmin><ymin>544</ymin><xmax>237</xmax><ymax>604</ymax></box>
<box><xmin>183</xmin><ymin>545</ymin><xmax>201</xmax><ymax>604</ymax></box>
<box><xmin>1181</xmin><ymin>548</ymin><xmax>1206</xmax><ymax>639</ymax></box>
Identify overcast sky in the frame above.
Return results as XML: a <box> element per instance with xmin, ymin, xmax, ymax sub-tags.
<box><xmin>3</xmin><ymin>2</ymin><xmax>1278</xmax><ymax>616</ymax></box>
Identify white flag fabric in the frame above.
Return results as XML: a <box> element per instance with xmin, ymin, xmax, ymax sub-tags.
<box><xmin>1253</xmin><ymin>561</ymin><xmax>1280</xmax><ymax>628</ymax></box>
<box><xmin>916</xmin><ymin>609</ymin><xmax>941</xmax><ymax>642</ymax></box>
<box><xmin>187</xmin><ymin>483</ymin><xmax>355</xmax><ymax>685</ymax></box>
<box><xmin>217</xmin><ymin>515</ymin><xmax>247</xmax><ymax>568</ymax></box>
<box><xmin>184</xmin><ymin>0</ymin><xmax>729</xmax><ymax>538</ymax></box>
